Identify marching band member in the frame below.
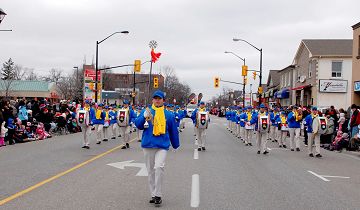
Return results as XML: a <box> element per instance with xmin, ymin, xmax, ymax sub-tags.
<box><xmin>93</xmin><ymin>103</ymin><xmax>105</xmax><ymax>145</ymax></box>
<box><xmin>174</xmin><ymin>105</ymin><xmax>181</xmax><ymax>132</ymax></box>
<box><xmin>244</xmin><ymin>106</ymin><xmax>254</xmax><ymax>146</ymax></box>
<box><xmin>117</xmin><ymin>100</ymin><xmax>135</xmax><ymax>149</ymax></box>
<box><xmin>277</xmin><ymin>111</ymin><xmax>288</xmax><ymax>148</ymax></box>
<box><xmin>135</xmin><ymin>90</ymin><xmax>179</xmax><ymax>206</ymax></box>
<box><xmin>191</xmin><ymin>101</ymin><xmax>210</xmax><ymax>151</ymax></box>
<box><xmin>231</xmin><ymin>107</ymin><xmax>237</xmax><ymax>134</ymax></box>
<box><xmin>239</xmin><ymin>107</ymin><xmax>247</xmax><ymax>143</ymax></box>
<box><xmin>256</xmin><ymin>104</ymin><xmax>270</xmax><ymax>154</ymax></box>
<box><xmin>135</xmin><ymin>106</ymin><xmax>143</xmax><ymax>142</ymax></box>
<box><xmin>304</xmin><ymin>107</ymin><xmax>323</xmax><ymax>157</ymax></box>
<box><xmin>235</xmin><ymin>107</ymin><xmax>242</xmax><ymax>139</ymax></box>
<box><xmin>269</xmin><ymin>107</ymin><xmax>279</xmax><ymax>142</ymax></box>
<box><xmin>226</xmin><ymin>108</ymin><xmax>231</xmax><ymax>130</ymax></box>
<box><xmin>77</xmin><ymin>100</ymin><xmax>91</xmax><ymax>149</ymax></box>
<box><xmin>109</xmin><ymin>105</ymin><xmax>118</xmax><ymax>139</ymax></box>
<box><xmin>287</xmin><ymin>106</ymin><xmax>303</xmax><ymax>151</ymax></box>
<box><xmin>179</xmin><ymin>106</ymin><xmax>187</xmax><ymax>132</ymax></box>
<box><xmin>102</xmin><ymin>105</ymin><xmax>110</xmax><ymax>141</ymax></box>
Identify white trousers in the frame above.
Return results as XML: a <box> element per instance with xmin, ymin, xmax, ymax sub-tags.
<box><xmin>180</xmin><ymin>120</ymin><xmax>185</xmax><ymax>129</ymax></box>
<box><xmin>269</xmin><ymin>126</ymin><xmax>277</xmax><ymax>140</ymax></box>
<box><xmin>111</xmin><ymin>123</ymin><xmax>117</xmax><ymax>138</ymax></box>
<box><xmin>257</xmin><ymin>132</ymin><xmax>268</xmax><ymax>152</ymax></box>
<box><xmin>119</xmin><ymin>126</ymin><xmax>130</xmax><ymax>143</ymax></box>
<box><xmin>143</xmin><ymin>148</ymin><xmax>167</xmax><ymax>197</ymax></box>
<box><xmin>95</xmin><ymin>124</ymin><xmax>103</xmax><ymax>142</ymax></box>
<box><xmin>245</xmin><ymin>129</ymin><xmax>253</xmax><ymax>144</ymax></box>
<box><xmin>103</xmin><ymin>126</ymin><xmax>109</xmax><ymax>140</ymax></box>
<box><xmin>288</xmin><ymin>128</ymin><xmax>301</xmax><ymax>149</ymax></box>
<box><xmin>196</xmin><ymin>128</ymin><xmax>206</xmax><ymax>148</ymax></box>
<box><xmin>279</xmin><ymin>131</ymin><xmax>288</xmax><ymax>146</ymax></box>
<box><xmin>240</xmin><ymin>127</ymin><xmax>245</xmax><ymax>140</ymax></box>
<box><xmin>308</xmin><ymin>133</ymin><xmax>321</xmax><ymax>155</ymax></box>
<box><xmin>136</xmin><ymin>129</ymin><xmax>142</xmax><ymax>141</ymax></box>
<box><xmin>81</xmin><ymin>125</ymin><xmax>91</xmax><ymax>146</ymax></box>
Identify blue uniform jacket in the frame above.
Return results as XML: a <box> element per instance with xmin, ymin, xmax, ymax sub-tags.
<box><xmin>109</xmin><ymin>110</ymin><xmax>117</xmax><ymax>125</ymax></box>
<box><xmin>135</xmin><ymin>108</ymin><xmax>180</xmax><ymax>150</ymax></box>
<box><xmin>287</xmin><ymin>112</ymin><xmax>301</xmax><ymax>128</ymax></box>
<box><xmin>239</xmin><ymin>112</ymin><xmax>247</xmax><ymax>127</ymax></box>
<box><xmin>273</xmin><ymin>113</ymin><xmax>281</xmax><ymax>126</ymax></box>
<box><xmin>93</xmin><ymin>111</ymin><xmax>105</xmax><ymax>125</ymax></box>
<box><xmin>89</xmin><ymin>107</ymin><xmax>96</xmax><ymax>125</ymax></box>
<box><xmin>303</xmin><ymin>114</ymin><xmax>313</xmax><ymax>133</ymax></box>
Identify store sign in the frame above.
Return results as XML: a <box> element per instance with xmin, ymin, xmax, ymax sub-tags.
<box><xmin>355</xmin><ymin>81</ymin><xmax>360</xmax><ymax>92</ymax></box>
<box><xmin>83</xmin><ymin>66</ymin><xmax>102</xmax><ymax>101</ymax></box>
<box><xmin>319</xmin><ymin>80</ymin><xmax>347</xmax><ymax>93</ymax></box>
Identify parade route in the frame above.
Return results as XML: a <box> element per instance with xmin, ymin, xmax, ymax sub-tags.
<box><xmin>1</xmin><ymin>117</ymin><xmax>360</xmax><ymax>210</ymax></box>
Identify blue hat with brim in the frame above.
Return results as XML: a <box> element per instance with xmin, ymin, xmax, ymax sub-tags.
<box><xmin>200</xmin><ymin>101</ymin><xmax>205</xmax><ymax>105</ymax></box>
<box><xmin>312</xmin><ymin>106</ymin><xmax>318</xmax><ymax>111</ymax></box>
<box><xmin>123</xmin><ymin>100</ymin><xmax>130</xmax><ymax>105</ymax></box>
<box><xmin>152</xmin><ymin>90</ymin><xmax>165</xmax><ymax>99</ymax></box>
<box><xmin>260</xmin><ymin>104</ymin><xmax>266</xmax><ymax>109</ymax></box>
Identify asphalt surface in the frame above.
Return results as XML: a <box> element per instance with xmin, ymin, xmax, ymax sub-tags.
<box><xmin>0</xmin><ymin>116</ymin><xmax>360</xmax><ymax>210</ymax></box>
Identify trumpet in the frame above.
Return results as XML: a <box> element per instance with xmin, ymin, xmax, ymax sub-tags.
<box><xmin>145</xmin><ymin>107</ymin><xmax>153</xmax><ymax>122</ymax></box>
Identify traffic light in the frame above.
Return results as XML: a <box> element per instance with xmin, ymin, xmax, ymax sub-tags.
<box><xmin>253</xmin><ymin>71</ymin><xmax>257</xmax><ymax>80</ymax></box>
<box><xmin>214</xmin><ymin>77</ymin><xmax>220</xmax><ymax>88</ymax></box>
<box><xmin>153</xmin><ymin>77</ymin><xmax>159</xmax><ymax>88</ymax></box>
<box><xmin>134</xmin><ymin>60</ymin><xmax>141</xmax><ymax>72</ymax></box>
<box><xmin>258</xmin><ymin>87</ymin><xmax>263</xmax><ymax>94</ymax></box>
<box><xmin>244</xmin><ymin>77</ymin><xmax>247</xmax><ymax>85</ymax></box>
<box><xmin>242</xmin><ymin>65</ymin><xmax>248</xmax><ymax>76</ymax></box>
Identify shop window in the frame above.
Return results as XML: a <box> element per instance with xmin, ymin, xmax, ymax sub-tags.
<box><xmin>331</xmin><ymin>61</ymin><xmax>342</xmax><ymax>78</ymax></box>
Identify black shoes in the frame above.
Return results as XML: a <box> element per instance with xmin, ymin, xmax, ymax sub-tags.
<box><xmin>198</xmin><ymin>148</ymin><xmax>202</xmax><ymax>151</ymax></box>
<box><xmin>149</xmin><ymin>197</ymin><xmax>155</xmax><ymax>204</ymax></box>
<box><xmin>263</xmin><ymin>151</ymin><xmax>269</xmax><ymax>155</ymax></box>
<box><xmin>283</xmin><ymin>145</ymin><xmax>287</xmax><ymax>148</ymax></box>
<box><xmin>121</xmin><ymin>145</ymin><xmax>127</xmax><ymax>149</ymax></box>
<box><xmin>82</xmin><ymin>145</ymin><xmax>87</xmax><ymax>148</ymax></box>
<box><xmin>96</xmin><ymin>141</ymin><xmax>101</xmax><ymax>145</ymax></box>
<box><xmin>309</xmin><ymin>153</ymin><xmax>314</xmax><ymax>157</ymax></box>
<box><xmin>279</xmin><ymin>145</ymin><xmax>283</xmax><ymax>148</ymax></box>
<box><xmin>126</xmin><ymin>143</ymin><xmax>130</xmax><ymax>148</ymax></box>
<box><xmin>154</xmin><ymin>196</ymin><xmax>162</xmax><ymax>205</ymax></box>
<box><xmin>291</xmin><ymin>149</ymin><xmax>294</xmax><ymax>151</ymax></box>
<box><xmin>257</xmin><ymin>151</ymin><xmax>261</xmax><ymax>154</ymax></box>
<box><xmin>202</xmin><ymin>147</ymin><xmax>206</xmax><ymax>151</ymax></box>
<box><xmin>111</xmin><ymin>137</ymin><xmax>116</xmax><ymax>139</ymax></box>
<box><xmin>248</xmin><ymin>143</ymin><xmax>252</xmax><ymax>146</ymax></box>
<box><xmin>316</xmin><ymin>154</ymin><xmax>322</xmax><ymax>158</ymax></box>
<box><xmin>103</xmin><ymin>139</ymin><xmax>108</xmax><ymax>142</ymax></box>
<box><xmin>296</xmin><ymin>148</ymin><xmax>300</xmax><ymax>152</ymax></box>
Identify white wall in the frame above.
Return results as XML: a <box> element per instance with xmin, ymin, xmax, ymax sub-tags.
<box><xmin>316</xmin><ymin>58</ymin><xmax>352</xmax><ymax>109</ymax></box>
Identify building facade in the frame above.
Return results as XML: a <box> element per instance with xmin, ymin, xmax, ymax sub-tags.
<box><xmin>277</xmin><ymin>65</ymin><xmax>294</xmax><ymax>106</ymax></box>
<box><xmin>352</xmin><ymin>22</ymin><xmax>360</xmax><ymax>105</ymax></box>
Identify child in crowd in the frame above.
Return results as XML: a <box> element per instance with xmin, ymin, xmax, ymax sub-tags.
<box><xmin>0</xmin><ymin>121</ymin><xmax>8</xmax><ymax>147</ymax></box>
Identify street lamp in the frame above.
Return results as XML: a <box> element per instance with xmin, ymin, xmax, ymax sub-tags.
<box><xmin>224</xmin><ymin>51</ymin><xmax>246</xmax><ymax>107</ymax></box>
<box><xmin>0</xmin><ymin>8</ymin><xmax>7</xmax><ymax>24</ymax></box>
<box><xmin>95</xmin><ymin>30</ymin><xmax>129</xmax><ymax>102</ymax></box>
<box><xmin>233</xmin><ymin>38</ymin><xmax>263</xmax><ymax>104</ymax></box>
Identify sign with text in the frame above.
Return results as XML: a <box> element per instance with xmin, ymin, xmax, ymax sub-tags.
<box><xmin>319</xmin><ymin>80</ymin><xmax>347</xmax><ymax>93</ymax></box>
<box><xmin>83</xmin><ymin>65</ymin><xmax>102</xmax><ymax>101</ymax></box>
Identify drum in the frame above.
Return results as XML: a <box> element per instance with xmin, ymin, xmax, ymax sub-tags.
<box><xmin>197</xmin><ymin>111</ymin><xmax>209</xmax><ymax>129</ymax></box>
<box><xmin>259</xmin><ymin>116</ymin><xmax>269</xmax><ymax>133</ymax></box>
<box><xmin>117</xmin><ymin>109</ymin><xmax>130</xmax><ymax>127</ymax></box>
<box><xmin>77</xmin><ymin>110</ymin><xmax>86</xmax><ymax>125</ymax></box>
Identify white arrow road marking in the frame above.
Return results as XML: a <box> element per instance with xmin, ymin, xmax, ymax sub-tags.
<box><xmin>308</xmin><ymin>170</ymin><xmax>350</xmax><ymax>182</ymax></box>
<box><xmin>194</xmin><ymin>149</ymin><xmax>199</xmax><ymax>160</ymax></box>
<box><xmin>191</xmin><ymin>174</ymin><xmax>200</xmax><ymax>208</ymax></box>
<box><xmin>107</xmin><ymin>160</ymin><xmax>148</xmax><ymax>176</ymax></box>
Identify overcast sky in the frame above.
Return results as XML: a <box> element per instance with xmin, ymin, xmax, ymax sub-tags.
<box><xmin>1</xmin><ymin>0</ymin><xmax>359</xmax><ymax>100</ymax></box>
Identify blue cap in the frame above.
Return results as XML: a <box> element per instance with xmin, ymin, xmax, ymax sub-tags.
<box><xmin>123</xmin><ymin>100</ymin><xmax>130</xmax><ymax>105</ymax></box>
<box><xmin>98</xmin><ymin>103</ymin><xmax>104</xmax><ymax>107</ymax></box>
<box><xmin>152</xmin><ymin>90</ymin><xmax>165</xmax><ymax>99</ymax></box>
<box><xmin>105</xmin><ymin>105</ymin><xmax>109</xmax><ymax>109</ymax></box>
<box><xmin>312</xmin><ymin>106</ymin><xmax>318</xmax><ymax>111</ymax></box>
<box><xmin>85</xmin><ymin>100</ymin><xmax>90</xmax><ymax>104</ymax></box>
<box><xmin>200</xmin><ymin>101</ymin><xmax>205</xmax><ymax>105</ymax></box>
<box><xmin>176</xmin><ymin>105</ymin><xmax>180</xmax><ymax>109</ymax></box>
<box><xmin>260</xmin><ymin>104</ymin><xmax>266</xmax><ymax>109</ymax></box>
<box><xmin>247</xmin><ymin>106</ymin><xmax>252</xmax><ymax>109</ymax></box>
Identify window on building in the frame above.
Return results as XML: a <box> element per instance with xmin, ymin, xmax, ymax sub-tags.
<box><xmin>331</xmin><ymin>61</ymin><xmax>342</xmax><ymax>78</ymax></box>
<box><xmin>308</xmin><ymin>61</ymin><xmax>312</xmax><ymax>78</ymax></box>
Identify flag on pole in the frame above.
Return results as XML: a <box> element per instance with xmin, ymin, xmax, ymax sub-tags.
<box><xmin>151</xmin><ymin>49</ymin><xmax>161</xmax><ymax>63</ymax></box>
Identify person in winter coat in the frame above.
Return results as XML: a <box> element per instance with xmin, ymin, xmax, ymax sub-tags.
<box><xmin>135</xmin><ymin>90</ymin><xmax>179</xmax><ymax>206</ymax></box>
<box><xmin>17</xmin><ymin>100</ymin><xmax>29</xmax><ymax>125</ymax></box>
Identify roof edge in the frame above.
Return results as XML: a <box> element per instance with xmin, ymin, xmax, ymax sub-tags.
<box><xmin>352</xmin><ymin>22</ymin><xmax>360</xmax><ymax>30</ymax></box>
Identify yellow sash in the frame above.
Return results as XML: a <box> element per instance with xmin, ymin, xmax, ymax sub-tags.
<box><xmin>247</xmin><ymin>112</ymin><xmax>252</xmax><ymax>121</ymax></box>
<box><xmin>152</xmin><ymin>104</ymin><xmax>166</xmax><ymax>136</ymax></box>
<box><xmin>96</xmin><ymin>109</ymin><xmax>102</xmax><ymax>119</ymax></box>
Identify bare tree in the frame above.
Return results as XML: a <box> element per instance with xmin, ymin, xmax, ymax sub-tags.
<box><xmin>0</xmin><ymin>79</ymin><xmax>15</xmax><ymax>98</ymax></box>
<box><xmin>43</xmin><ymin>68</ymin><xmax>63</xmax><ymax>85</ymax></box>
<box><xmin>24</xmin><ymin>68</ymin><xmax>38</xmax><ymax>80</ymax></box>
<box><xmin>13</xmin><ymin>65</ymin><xmax>26</xmax><ymax>80</ymax></box>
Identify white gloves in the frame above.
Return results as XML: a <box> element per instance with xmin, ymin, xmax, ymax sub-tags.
<box><xmin>144</xmin><ymin>109</ymin><xmax>151</xmax><ymax>118</ymax></box>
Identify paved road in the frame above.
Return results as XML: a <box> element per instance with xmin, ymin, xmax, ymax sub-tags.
<box><xmin>0</xmin><ymin>116</ymin><xmax>360</xmax><ymax>210</ymax></box>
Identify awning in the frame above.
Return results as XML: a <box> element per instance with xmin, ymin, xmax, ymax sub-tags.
<box><xmin>291</xmin><ymin>85</ymin><xmax>311</xmax><ymax>91</ymax></box>
<box><xmin>276</xmin><ymin>88</ymin><xmax>289</xmax><ymax>99</ymax></box>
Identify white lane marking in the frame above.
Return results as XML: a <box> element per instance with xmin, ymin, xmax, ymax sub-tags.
<box><xmin>308</xmin><ymin>171</ymin><xmax>330</xmax><ymax>182</ymax></box>
<box><xmin>191</xmin><ymin>174</ymin><xmax>200</xmax><ymax>208</ymax></box>
<box><xmin>194</xmin><ymin>149</ymin><xmax>199</xmax><ymax>160</ymax></box>
<box><xmin>308</xmin><ymin>171</ymin><xmax>350</xmax><ymax>182</ymax></box>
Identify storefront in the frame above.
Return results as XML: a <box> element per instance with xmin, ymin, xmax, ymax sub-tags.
<box><xmin>292</xmin><ymin>85</ymin><xmax>312</xmax><ymax>106</ymax></box>
<box><xmin>275</xmin><ymin>88</ymin><xmax>290</xmax><ymax>106</ymax></box>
